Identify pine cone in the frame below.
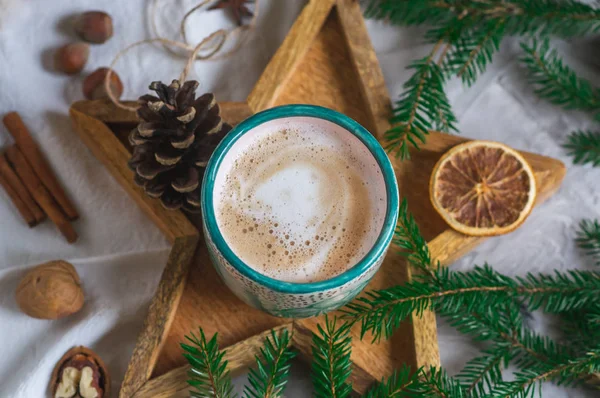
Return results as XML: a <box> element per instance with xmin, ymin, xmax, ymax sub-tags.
<box><xmin>128</xmin><ymin>80</ymin><xmax>231</xmax><ymax>212</ymax></box>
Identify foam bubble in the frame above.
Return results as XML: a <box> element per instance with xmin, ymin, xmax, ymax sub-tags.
<box><xmin>213</xmin><ymin>117</ymin><xmax>387</xmax><ymax>283</ymax></box>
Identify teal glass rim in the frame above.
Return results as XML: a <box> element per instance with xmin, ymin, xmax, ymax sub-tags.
<box><xmin>201</xmin><ymin>104</ymin><xmax>399</xmax><ymax>294</ymax></box>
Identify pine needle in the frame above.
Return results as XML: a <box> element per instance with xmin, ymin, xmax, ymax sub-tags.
<box><xmin>418</xmin><ymin>367</ymin><xmax>467</xmax><ymax>398</ymax></box>
<box><xmin>445</xmin><ymin>20</ymin><xmax>506</xmax><ymax>86</ymax></box>
<box><xmin>364</xmin><ymin>0</ymin><xmax>600</xmax><ymax>37</ymax></box>
<box><xmin>182</xmin><ymin>330</ymin><xmax>235</xmax><ymax>398</ymax></box>
<box><xmin>344</xmin><ymin>263</ymin><xmax>600</xmax><ymax>341</ymax></box>
<box><xmin>520</xmin><ymin>39</ymin><xmax>600</xmax><ymax>113</ymax></box>
<box><xmin>393</xmin><ymin>199</ymin><xmax>436</xmax><ymax>275</ymax></box>
<box><xmin>385</xmin><ymin>43</ymin><xmax>458</xmax><ymax>160</ymax></box>
<box><xmin>561</xmin><ymin>308</ymin><xmax>600</xmax><ymax>354</ymax></box>
<box><xmin>364</xmin><ymin>0</ymin><xmax>452</xmax><ymax>26</ymax></box>
<box><xmin>488</xmin><ymin>347</ymin><xmax>600</xmax><ymax>397</ymax></box>
<box><xmin>243</xmin><ymin>329</ymin><xmax>296</xmax><ymax>398</ymax></box>
<box><xmin>363</xmin><ymin>365</ymin><xmax>423</xmax><ymax>397</ymax></box>
<box><xmin>311</xmin><ymin>316</ymin><xmax>353</xmax><ymax>398</ymax></box>
<box><xmin>576</xmin><ymin>219</ymin><xmax>600</xmax><ymax>264</ymax></box>
<box><xmin>565</xmin><ymin>131</ymin><xmax>600</xmax><ymax>167</ymax></box>
<box><xmin>456</xmin><ymin>348</ymin><xmax>511</xmax><ymax>398</ymax></box>
<box><xmin>367</xmin><ymin>1</ymin><xmax>600</xmax><ymax>161</ymax></box>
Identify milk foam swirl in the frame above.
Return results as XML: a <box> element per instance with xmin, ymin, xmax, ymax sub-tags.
<box><xmin>214</xmin><ymin>117</ymin><xmax>387</xmax><ymax>283</ymax></box>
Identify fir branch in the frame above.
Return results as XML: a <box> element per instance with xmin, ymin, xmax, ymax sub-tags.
<box><xmin>456</xmin><ymin>347</ymin><xmax>510</xmax><ymax>398</ymax></box>
<box><xmin>442</xmin><ymin>304</ymin><xmax>522</xmax><ymax>344</ymax></box>
<box><xmin>343</xmin><ymin>265</ymin><xmax>600</xmax><ymax>341</ymax></box>
<box><xmin>385</xmin><ymin>43</ymin><xmax>458</xmax><ymax>160</ymax></box>
<box><xmin>445</xmin><ymin>20</ymin><xmax>506</xmax><ymax>86</ymax></box>
<box><xmin>363</xmin><ymin>365</ymin><xmax>423</xmax><ymax>397</ymax></box>
<box><xmin>182</xmin><ymin>330</ymin><xmax>235</xmax><ymax>398</ymax></box>
<box><xmin>364</xmin><ymin>0</ymin><xmax>453</xmax><ymax>26</ymax></box>
<box><xmin>513</xmin><ymin>329</ymin><xmax>575</xmax><ymax>369</ymax></box>
<box><xmin>393</xmin><ymin>199</ymin><xmax>436</xmax><ymax>275</ymax></box>
<box><xmin>520</xmin><ymin>39</ymin><xmax>600</xmax><ymax>114</ymax></box>
<box><xmin>418</xmin><ymin>367</ymin><xmax>467</xmax><ymax>398</ymax></box>
<box><xmin>576</xmin><ymin>219</ymin><xmax>600</xmax><ymax>265</ymax></box>
<box><xmin>368</xmin><ymin>1</ymin><xmax>600</xmax><ymax>159</ymax></box>
<box><xmin>449</xmin><ymin>306</ymin><xmax>586</xmax><ymax>395</ymax></box>
<box><xmin>561</xmin><ymin>307</ymin><xmax>600</xmax><ymax>354</ymax></box>
<box><xmin>508</xmin><ymin>0</ymin><xmax>600</xmax><ymax>37</ymax></box>
<box><xmin>243</xmin><ymin>329</ymin><xmax>296</xmax><ymax>398</ymax></box>
<box><xmin>565</xmin><ymin>131</ymin><xmax>600</xmax><ymax>167</ymax></box>
<box><xmin>311</xmin><ymin>317</ymin><xmax>353</xmax><ymax>398</ymax></box>
<box><xmin>364</xmin><ymin>0</ymin><xmax>600</xmax><ymax>37</ymax></box>
<box><xmin>488</xmin><ymin>347</ymin><xmax>600</xmax><ymax>397</ymax></box>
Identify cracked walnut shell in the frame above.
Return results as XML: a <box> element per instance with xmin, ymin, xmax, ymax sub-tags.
<box><xmin>50</xmin><ymin>346</ymin><xmax>110</xmax><ymax>398</ymax></box>
<box><xmin>15</xmin><ymin>260</ymin><xmax>84</xmax><ymax>319</ymax></box>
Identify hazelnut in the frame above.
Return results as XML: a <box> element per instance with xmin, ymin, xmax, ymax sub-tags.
<box><xmin>51</xmin><ymin>346</ymin><xmax>110</xmax><ymax>398</ymax></box>
<box><xmin>55</xmin><ymin>42</ymin><xmax>89</xmax><ymax>75</ymax></box>
<box><xmin>15</xmin><ymin>260</ymin><xmax>84</xmax><ymax>319</ymax></box>
<box><xmin>74</xmin><ymin>11</ymin><xmax>113</xmax><ymax>44</ymax></box>
<box><xmin>82</xmin><ymin>68</ymin><xmax>123</xmax><ymax>100</ymax></box>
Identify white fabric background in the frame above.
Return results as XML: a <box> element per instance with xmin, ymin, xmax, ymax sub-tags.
<box><xmin>0</xmin><ymin>0</ymin><xmax>598</xmax><ymax>397</ymax></box>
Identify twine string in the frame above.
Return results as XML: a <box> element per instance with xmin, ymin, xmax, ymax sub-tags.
<box><xmin>105</xmin><ymin>0</ymin><xmax>259</xmax><ymax>112</ymax></box>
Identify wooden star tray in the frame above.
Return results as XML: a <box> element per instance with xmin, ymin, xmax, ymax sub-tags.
<box><xmin>69</xmin><ymin>1</ymin><xmax>566</xmax><ymax>396</ymax></box>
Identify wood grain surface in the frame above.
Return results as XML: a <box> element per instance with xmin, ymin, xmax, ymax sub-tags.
<box><xmin>336</xmin><ymin>0</ymin><xmax>392</xmax><ymax>140</ymax></box>
<box><xmin>68</xmin><ymin>0</ymin><xmax>567</xmax><ymax>396</ymax></box>
<box><xmin>270</xmin><ymin>10</ymin><xmax>374</xmax><ymax>132</ymax></box>
<box><xmin>69</xmin><ymin>106</ymin><xmax>196</xmax><ymax>244</ymax></box>
<box><xmin>133</xmin><ymin>324</ymin><xmax>294</xmax><ymax>398</ymax></box>
<box><xmin>152</xmin><ymin>227</ymin><xmax>290</xmax><ymax>377</ymax></box>
<box><xmin>247</xmin><ymin>0</ymin><xmax>336</xmax><ymax>112</ymax></box>
<box><xmin>120</xmin><ymin>234</ymin><xmax>199</xmax><ymax>398</ymax></box>
<box><xmin>292</xmin><ymin>322</ymin><xmax>376</xmax><ymax>394</ymax></box>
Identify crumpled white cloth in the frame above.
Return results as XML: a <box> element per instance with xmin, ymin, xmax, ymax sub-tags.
<box><xmin>0</xmin><ymin>1</ymin><xmax>598</xmax><ymax>397</ymax></box>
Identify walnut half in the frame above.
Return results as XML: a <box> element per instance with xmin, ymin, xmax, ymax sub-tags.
<box><xmin>50</xmin><ymin>346</ymin><xmax>109</xmax><ymax>398</ymax></box>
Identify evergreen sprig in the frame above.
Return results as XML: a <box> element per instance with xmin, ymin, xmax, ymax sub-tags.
<box><xmin>393</xmin><ymin>199</ymin><xmax>436</xmax><ymax>274</ymax></box>
<box><xmin>520</xmin><ymin>39</ymin><xmax>600</xmax><ymax>114</ymax></box>
<box><xmin>343</xmin><ymin>201</ymin><xmax>600</xmax><ymax>396</ymax></box>
<box><xmin>182</xmin><ymin>330</ymin><xmax>235</xmax><ymax>398</ymax></box>
<box><xmin>565</xmin><ymin>131</ymin><xmax>600</xmax><ymax>167</ymax></box>
<box><xmin>576</xmin><ymin>219</ymin><xmax>600</xmax><ymax>265</ymax></box>
<box><xmin>519</xmin><ymin>39</ymin><xmax>600</xmax><ymax>167</ymax></box>
<box><xmin>364</xmin><ymin>0</ymin><xmax>600</xmax><ymax>37</ymax></box>
<box><xmin>344</xmin><ymin>264</ymin><xmax>600</xmax><ymax>341</ymax></box>
<box><xmin>244</xmin><ymin>329</ymin><xmax>296</xmax><ymax>398</ymax></box>
<box><xmin>456</xmin><ymin>348</ymin><xmax>511</xmax><ymax>397</ymax></box>
<box><xmin>311</xmin><ymin>317</ymin><xmax>353</xmax><ymax>398</ymax></box>
<box><xmin>363</xmin><ymin>365</ymin><xmax>423</xmax><ymax>397</ymax></box>
<box><xmin>365</xmin><ymin>0</ymin><xmax>600</xmax><ymax>162</ymax></box>
<box><xmin>385</xmin><ymin>51</ymin><xmax>457</xmax><ymax>159</ymax></box>
<box><xmin>444</xmin><ymin>20</ymin><xmax>506</xmax><ymax>86</ymax></box>
<box><xmin>561</xmin><ymin>308</ymin><xmax>600</xmax><ymax>354</ymax></box>
<box><xmin>488</xmin><ymin>347</ymin><xmax>600</xmax><ymax>397</ymax></box>
<box><xmin>520</xmin><ymin>39</ymin><xmax>600</xmax><ymax>167</ymax></box>
<box><xmin>418</xmin><ymin>367</ymin><xmax>467</xmax><ymax>398</ymax></box>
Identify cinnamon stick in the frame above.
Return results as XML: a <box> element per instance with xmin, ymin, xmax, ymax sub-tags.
<box><xmin>0</xmin><ymin>168</ymin><xmax>36</xmax><ymax>227</ymax></box>
<box><xmin>3</xmin><ymin>112</ymin><xmax>79</xmax><ymax>220</ymax></box>
<box><xmin>5</xmin><ymin>146</ymin><xmax>78</xmax><ymax>243</ymax></box>
<box><xmin>0</xmin><ymin>154</ymin><xmax>45</xmax><ymax>223</ymax></box>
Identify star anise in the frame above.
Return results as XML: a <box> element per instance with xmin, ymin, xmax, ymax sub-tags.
<box><xmin>208</xmin><ymin>0</ymin><xmax>254</xmax><ymax>27</ymax></box>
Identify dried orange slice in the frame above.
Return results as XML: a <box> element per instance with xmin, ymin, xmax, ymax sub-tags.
<box><xmin>430</xmin><ymin>141</ymin><xmax>537</xmax><ymax>236</ymax></box>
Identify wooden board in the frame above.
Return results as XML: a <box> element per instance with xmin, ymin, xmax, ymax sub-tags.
<box><xmin>69</xmin><ymin>0</ymin><xmax>566</xmax><ymax>396</ymax></box>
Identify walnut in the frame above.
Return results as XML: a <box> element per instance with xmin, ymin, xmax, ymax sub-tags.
<box><xmin>15</xmin><ymin>260</ymin><xmax>84</xmax><ymax>319</ymax></box>
<box><xmin>50</xmin><ymin>346</ymin><xmax>110</xmax><ymax>398</ymax></box>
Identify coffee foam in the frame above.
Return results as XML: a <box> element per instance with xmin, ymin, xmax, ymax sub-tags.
<box><xmin>213</xmin><ymin>117</ymin><xmax>387</xmax><ymax>283</ymax></box>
